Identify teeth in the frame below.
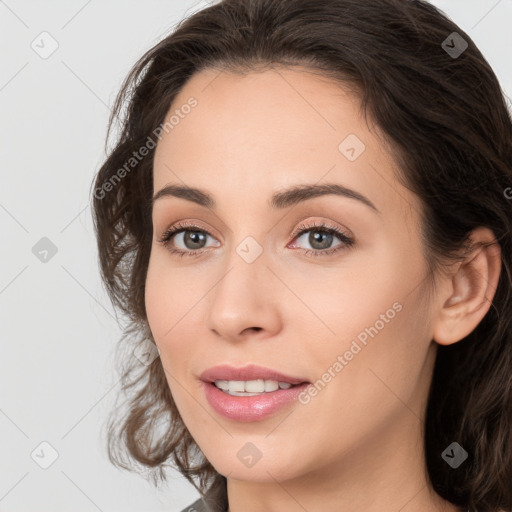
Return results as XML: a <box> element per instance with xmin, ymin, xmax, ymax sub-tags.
<box><xmin>214</xmin><ymin>380</ymin><xmax>229</xmax><ymax>391</ymax></box>
<box><xmin>229</xmin><ymin>380</ymin><xmax>246</xmax><ymax>393</ymax></box>
<box><xmin>265</xmin><ymin>380</ymin><xmax>279</xmax><ymax>392</ymax></box>
<box><xmin>245</xmin><ymin>379</ymin><xmax>265</xmax><ymax>392</ymax></box>
<box><xmin>214</xmin><ymin>379</ymin><xmax>296</xmax><ymax>395</ymax></box>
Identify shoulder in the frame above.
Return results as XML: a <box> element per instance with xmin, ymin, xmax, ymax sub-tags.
<box><xmin>179</xmin><ymin>476</ymin><xmax>228</xmax><ymax>512</ymax></box>
<box><xmin>179</xmin><ymin>497</ymin><xmax>207</xmax><ymax>512</ymax></box>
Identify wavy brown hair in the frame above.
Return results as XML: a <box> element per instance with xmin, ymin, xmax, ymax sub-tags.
<box><xmin>90</xmin><ymin>0</ymin><xmax>512</xmax><ymax>510</ymax></box>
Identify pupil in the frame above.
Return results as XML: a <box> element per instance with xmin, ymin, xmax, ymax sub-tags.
<box><xmin>185</xmin><ymin>231</ymin><xmax>206</xmax><ymax>249</ymax></box>
<box><xmin>310</xmin><ymin>231</ymin><xmax>332</xmax><ymax>250</ymax></box>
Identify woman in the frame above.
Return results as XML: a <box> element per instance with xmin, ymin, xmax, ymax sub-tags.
<box><xmin>91</xmin><ymin>0</ymin><xmax>512</xmax><ymax>511</ymax></box>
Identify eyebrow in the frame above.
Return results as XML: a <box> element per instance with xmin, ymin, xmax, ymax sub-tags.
<box><xmin>152</xmin><ymin>182</ymin><xmax>379</xmax><ymax>213</ymax></box>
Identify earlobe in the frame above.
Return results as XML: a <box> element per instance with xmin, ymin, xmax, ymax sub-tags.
<box><xmin>432</xmin><ymin>227</ymin><xmax>501</xmax><ymax>346</ymax></box>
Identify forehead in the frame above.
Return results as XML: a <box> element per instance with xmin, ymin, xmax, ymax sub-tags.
<box><xmin>155</xmin><ymin>66</ymin><xmax>368</xmax><ymax>166</ymax></box>
<box><xmin>152</xmin><ymin>66</ymin><xmax>417</xmax><ymax>220</ymax></box>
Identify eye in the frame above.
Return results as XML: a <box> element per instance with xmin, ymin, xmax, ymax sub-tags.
<box><xmin>289</xmin><ymin>221</ymin><xmax>354</xmax><ymax>257</ymax></box>
<box><xmin>157</xmin><ymin>221</ymin><xmax>219</xmax><ymax>258</ymax></box>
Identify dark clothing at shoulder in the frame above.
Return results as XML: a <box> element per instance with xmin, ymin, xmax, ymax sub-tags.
<box><xmin>179</xmin><ymin>477</ymin><xmax>228</xmax><ymax>512</ymax></box>
<box><xmin>180</xmin><ymin>497</ymin><xmax>208</xmax><ymax>512</ymax></box>
<box><xmin>180</xmin><ymin>495</ymin><xmax>228</xmax><ymax>512</ymax></box>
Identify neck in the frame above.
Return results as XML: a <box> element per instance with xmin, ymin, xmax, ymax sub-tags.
<box><xmin>225</xmin><ymin>407</ymin><xmax>462</xmax><ymax>512</ymax></box>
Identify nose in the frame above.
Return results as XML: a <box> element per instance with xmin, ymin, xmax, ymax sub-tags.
<box><xmin>205</xmin><ymin>251</ymin><xmax>283</xmax><ymax>343</ymax></box>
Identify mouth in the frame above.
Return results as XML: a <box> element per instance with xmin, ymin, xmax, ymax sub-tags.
<box><xmin>211</xmin><ymin>378</ymin><xmax>304</xmax><ymax>396</ymax></box>
<box><xmin>199</xmin><ymin>364</ymin><xmax>308</xmax><ymax>384</ymax></box>
<box><xmin>200</xmin><ymin>365</ymin><xmax>311</xmax><ymax>422</ymax></box>
<box><xmin>200</xmin><ymin>363</ymin><xmax>310</xmax><ymax>397</ymax></box>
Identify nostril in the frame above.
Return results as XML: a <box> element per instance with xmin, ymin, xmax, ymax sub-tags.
<box><xmin>243</xmin><ymin>327</ymin><xmax>262</xmax><ymax>334</ymax></box>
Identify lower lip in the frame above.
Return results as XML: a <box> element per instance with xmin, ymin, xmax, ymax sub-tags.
<box><xmin>203</xmin><ymin>381</ymin><xmax>310</xmax><ymax>422</ymax></box>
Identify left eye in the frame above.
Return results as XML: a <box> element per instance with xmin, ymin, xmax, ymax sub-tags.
<box><xmin>290</xmin><ymin>223</ymin><xmax>354</xmax><ymax>255</ymax></box>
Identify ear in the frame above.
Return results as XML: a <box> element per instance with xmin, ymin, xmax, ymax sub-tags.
<box><xmin>432</xmin><ymin>227</ymin><xmax>502</xmax><ymax>346</ymax></box>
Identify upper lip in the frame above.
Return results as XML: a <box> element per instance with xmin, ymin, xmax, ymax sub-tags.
<box><xmin>200</xmin><ymin>364</ymin><xmax>309</xmax><ymax>385</ymax></box>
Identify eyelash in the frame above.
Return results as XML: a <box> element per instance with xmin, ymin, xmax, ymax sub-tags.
<box><xmin>157</xmin><ymin>221</ymin><xmax>355</xmax><ymax>258</ymax></box>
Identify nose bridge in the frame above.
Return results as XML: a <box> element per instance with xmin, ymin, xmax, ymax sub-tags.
<box><xmin>212</xmin><ymin>235</ymin><xmax>270</xmax><ymax>310</ymax></box>
<box><xmin>205</xmin><ymin>234</ymin><xmax>282</xmax><ymax>339</ymax></box>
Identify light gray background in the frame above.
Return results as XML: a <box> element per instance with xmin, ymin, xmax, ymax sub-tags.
<box><xmin>1</xmin><ymin>1</ymin><xmax>511</xmax><ymax>511</ymax></box>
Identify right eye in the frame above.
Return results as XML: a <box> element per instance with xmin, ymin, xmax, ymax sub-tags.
<box><xmin>157</xmin><ymin>222</ymin><xmax>220</xmax><ymax>257</ymax></box>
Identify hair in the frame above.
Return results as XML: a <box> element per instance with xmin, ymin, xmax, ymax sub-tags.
<box><xmin>90</xmin><ymin>0</ymin><xmax>512</xmax><ymax>510</ymax></box>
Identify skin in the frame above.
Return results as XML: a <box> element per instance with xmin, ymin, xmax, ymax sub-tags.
<box><xmin>145</xmin><ymin>66</ymin><xmax>501</xmax><ymax>512</ymax></box>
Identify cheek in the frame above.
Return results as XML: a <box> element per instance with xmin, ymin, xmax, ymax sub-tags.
<box><xmin>293</xmin><ymin>257</ymin><xmax>408</xmax><ymax>352</ymax></box>
<box><xmin>144</xmin><ymin>254</ymin><xmax>188</xmax><ymax>347</ymax></box>
<box><xmin>313</xmin><ymin>290</ymin><xmax>431</xmax><ymax>436</ymax></box>
<box><xmin>144</xmin><ymin>253</ymin><xmax>207</xmax><ymax>363</ymax></box>
<box><xmin>301</xmin><ymin>243</ymin><xmax>428</xmax><ymax>389</ymax></box>
<box><xmin>144</xmin><ymin>257</ymin><xmax>169</xmax><ymax>339</ymax></box>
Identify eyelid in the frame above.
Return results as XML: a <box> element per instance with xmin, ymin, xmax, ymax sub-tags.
<box><xmin>157</xmin><ymin>219</ymin><xmax>219</xmax><ymax>243</ymax></box>
<box><xmin>290</xmin><ymin>218</ymin><xmax>353</xmax><ymax>240</ymax></box>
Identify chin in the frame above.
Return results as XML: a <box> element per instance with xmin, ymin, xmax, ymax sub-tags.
<box><xmin>203</xmin><ymin>441</ymin><xmax>305</xmax><ymax>483</ymax></box>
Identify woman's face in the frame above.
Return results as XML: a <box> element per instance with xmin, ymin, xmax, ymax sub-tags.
<box><xmin>146</xmin><ymin>66</ymin><xmax>439</xmax><ymax>483</ymax></box>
